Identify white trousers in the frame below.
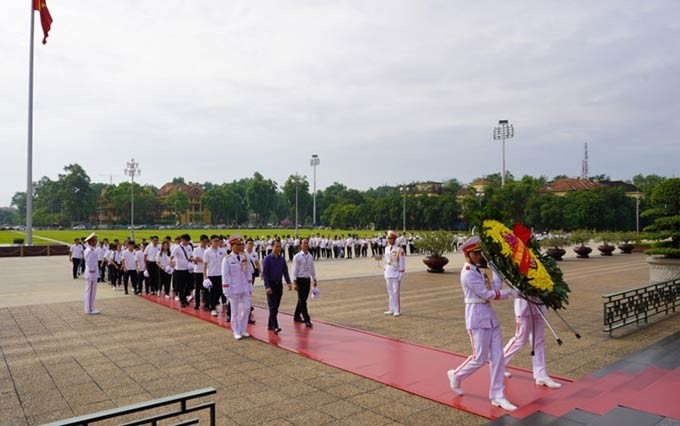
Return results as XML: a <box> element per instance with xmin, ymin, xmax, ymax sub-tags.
<box><xmin>503</xmin><ymin>314</ymin><xmax>547</xmax><ymax>380</ymax></box>
<box><xmin>385</xmin><ymin>278</ymin><xmax>401</xmax><ymax>314</ymax></box>
<box><xmin>84</xmin><ymin>279</ymin><xmax>98</xmax><ymax>313</ymax></box>
<box><xmin>229</xmin><ymin>292</ymin><xmax>251</xmax><ymax>335</ymax></box>
<box><xmin>453</xmin><ymin>326</ymin><xmax>505</xmax><ymax>399</ymax></box>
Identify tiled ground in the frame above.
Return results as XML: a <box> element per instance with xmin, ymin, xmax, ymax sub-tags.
<box><xmin>1</xmin><ymin>251</ymin><xmax>678</xmax><ymax>425</ymax></box>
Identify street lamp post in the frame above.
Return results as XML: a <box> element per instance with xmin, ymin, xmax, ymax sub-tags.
<box><xmin>295</xmin><ymin>177</ymin><xmax>299</xmax><ymax>237</ymax></box>
<box><xmin>310</xmin><ymin>154</ymin><xmax>320</xmax><ymax>226</ymax></box>
<box><xmin>636</xmin><ymin>189</ymin><xmax>640</xmax><ymax>235</ymax></box>
<box><xmin>124</xmin><ymin>158</ymin><xmax>141</xmax><ymax>241</ymax></box>
<box><xmin>399</xmin><ymin>185</ymin><xmax>408</xmax><ymax>233</ymax></box>
<box><xmin>493</xmin><ymin>120</ymin><xmax>515</xmax><ymax>187</ymax></box>
<box><xmin>476</xmin><ymin>188</ymin><xmax>485</xmax><ymax>207</ymax></box>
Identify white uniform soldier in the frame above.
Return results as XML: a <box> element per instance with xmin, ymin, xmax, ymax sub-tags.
<box><xmin>447</xmin><ymin>236</ymin><xmax>518</xmax><ymax>411</ymax></box>
<box><xmin>83</xmin><ymin>233</ymin><xmax>100</xmax><ymax>314</ymax></box>
<box><xmin>503</xmin><ymin>296</ymin><xmax>562</xmax><ymax>388</ymax></box>
<box><xmin>221</xmin><ymin>234</ymin><xmax>254</xmax><ymax>340</ymax></box>
<box><xmin>383</xmin><ymin>230</ymin><xmax>405</xmax><ymax>317</ymax></box>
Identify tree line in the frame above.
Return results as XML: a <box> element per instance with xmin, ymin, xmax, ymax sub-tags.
<box><xmin>2</xmin><ymin>163</ymin><xmax>668</xmax><ymax>232</ymax></box>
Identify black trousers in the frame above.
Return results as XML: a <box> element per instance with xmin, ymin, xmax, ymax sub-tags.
<box><xmin>266</xmin><ymin>281</ymin><xmax>283</xmax><ymax>329</ymax></box>
<box><xmin>72</xmin><ymin>258</ymin><xmax>81</xmax><ymax>279</ymax></box>
<box><xmin>147</xmin><ymin>262</ymin><xmax>159</xmax><ymax>293</ymax></box>
<box><xmin>160</xmin><ymin>270</ymin><xmax>172</xmax><ymax>295</ymax></box>
<box><xmin>193</xmin><ymin>272</ymin><xmax>204</xmax><ymax>308</ymax></box>
<box><xmin>207</xmin><ymin>276</ymin><xmax>222</xmax><ymax>310</ymax></box>
<box><xmin>98</xmin><ymin>261</ymin><xmax>106</xmax><ymax>282</ymax></box>
<box><xmin>108</xmin><ymin>264</ymin><xmax>117</xmax><ymax>285</ymax></box>
<box><xmin>123</xmin><ymin>270</ymin><xmax>138</xmax><ymax>294</ymax></box>
<box><xmin>173</xmin><ymin>270</ymin><xmax>190</xmax><ymax>304</ymax></box>
<box><xmin>294</xmin><ymin>277</ymin><xmax>311</xmax><ymax>322</ymax></box>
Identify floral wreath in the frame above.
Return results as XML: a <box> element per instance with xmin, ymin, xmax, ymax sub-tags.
<box><xmin>480</xmin><ymin>220</ymin><xmax>570</xmax><ymax>311</ymax></box>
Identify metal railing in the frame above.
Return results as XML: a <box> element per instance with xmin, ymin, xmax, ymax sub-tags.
<box><xmin>42</xmin><ymin>387</ymin><xmax>216</xmax><ymax>426</ymax></box>
<box><xmin>603</xmin><ymin>278</ymin><xmax>680</xmax><ymax>335</ymax></box>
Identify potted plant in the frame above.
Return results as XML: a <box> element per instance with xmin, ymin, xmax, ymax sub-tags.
<box><xmin>414</xmin><ymin>230</ymin><xmax>451</xmax><ymax>273</ymax></box>
<box><xmin>569</xmin><ymin>229</ymin><xmax>593</xmax><ymax>258</ymax></box>
<box><xmin>616</xmin><ymin>231</ymin><xmax>638</xmax><ymax>254</ymax></box>
<box><xmin>540</xmin><ymin>235</ymin><xmax>569</xmax><ymax>261</ymax></box>
<box><xmin>596</xmin><ymin>231</ymin><xmax>616</xmax><ymax>256</ymax></box>
<box><xmin>642</xmin><ymin>178</ymin><xmax>680</xmax><ymax>283</ymax></box>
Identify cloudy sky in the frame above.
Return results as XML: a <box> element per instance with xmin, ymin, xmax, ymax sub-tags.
<box><xmin>2</xmin><ymin>0</ymin><xmax>679</xmax><ymax>207</ymax></box>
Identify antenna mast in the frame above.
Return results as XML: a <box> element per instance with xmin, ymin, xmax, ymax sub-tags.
<box><xmin>581</xmin><ymin>142</ymin><xmax>589</xmax><ymax>180</ymax></box>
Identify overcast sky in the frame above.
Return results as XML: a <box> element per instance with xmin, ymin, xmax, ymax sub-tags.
<box><xmin>2</xmin><ymin>0</ymin><xmax>679</xmax><ymax>207</ymax></box>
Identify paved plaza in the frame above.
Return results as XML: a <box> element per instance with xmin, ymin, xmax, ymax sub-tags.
<box><xmin>1</xmin><ymin>250</ymin><xmax>679</xmax><ymax>425</ymax></box>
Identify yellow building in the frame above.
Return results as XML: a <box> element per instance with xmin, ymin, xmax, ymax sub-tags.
<box><xmin>157</xmin><ymin>182</ymin><xmax>211</xmax><ymax>224</ymax></box>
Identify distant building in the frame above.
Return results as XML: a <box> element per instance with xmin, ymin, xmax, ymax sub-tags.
<box><xmin>411</xmin><ymin>181</ymin><xmax>442</xmax><ymax>196</ymax></box>
<box><xmin>541</xmin><ymin>177</ymin><xmax>641</xmax><ymax>198</ymax></box>
<box><xmin>157</xmin><ymin>182</ymin><xmax>211</xmax><ymax>224</ymax></box>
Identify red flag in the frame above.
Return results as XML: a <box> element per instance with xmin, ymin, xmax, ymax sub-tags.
<box><xmin>512</xmin><ymin>223</ymin><xmax>533</xmax><ymax>276</ymax></box>
<box><xmin>512</xmin><ymin>223</ymin><xmax>533</xmax><ymax>245</ymax></box>
<box><xmin>33</xmin><ymin>0</ymin><xmax>53</xmax><ymax>45</ymax></box>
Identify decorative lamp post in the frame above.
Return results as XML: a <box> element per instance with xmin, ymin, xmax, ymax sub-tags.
<box><xmin>476</xmin><ymin>188</ymin><xmax>485</xmax><ymax>207</ymax></box>
<box><xmin>124</xmin><ymin>158</ymin><xmax>141</xmax><ymax>241</ymax></box>
<box><xmin>399</xmin><ymin>184</ymin><xmax>408</xmax><ymax>233</ymax></box>
<box><xmin>310</xmin><ymin>154</ymin><xmax>320</xmax><ymax>226</ymax></box>
<box><xmin>493</xmin><ymin>120</ymin><xmax>514</xmax><ymax>187</ymax></box>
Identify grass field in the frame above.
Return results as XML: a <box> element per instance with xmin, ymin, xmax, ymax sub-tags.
<box><xmin>1</xmin><ymin>228</ymin><xmax>390</xmax><ymax>245</ymax></box>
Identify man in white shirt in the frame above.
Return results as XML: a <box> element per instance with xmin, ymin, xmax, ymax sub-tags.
<box><xmin>171</xmin><ymin>234</ymin><xmax>193</xmax><ymax>308</ymax></box>
<box><xmin>203</xmin><ymin>235</ymin><xmax>223</xmax><ymax>316</ymax></box>
<box><xmin>120</xmin><ymin>240</ymin><xmax>138</xmax><ymax>295</ymax></box>
<box><xmin>135</xmin><ymin>244</ymin><xmax>146</xmax><ymax>295</ymax></box>
<box><xmin>292</xmin><ymin>238</ymin><xmax>317</xmax><ymax>328</ymax></box>
<box><xmin>69</xmin><ymin>238</ymin><xmax>84</xmax><ymax>279</ymax></box>
<box><xmin>83</xmin><ymin>233</ymin><xmax>100</xmax><ymax>314</ymax></box>
<box><xmin>192</xmin><ymin>235</ymin><xmax>209</xmax><ymax>310</ymax></box>
<box><xmin>144</xmin><ymin>236</ymin><xmax>160</xmax><ymax>295</ymax></box>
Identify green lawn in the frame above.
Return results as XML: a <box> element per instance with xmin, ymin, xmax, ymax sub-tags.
<box><xmin>2</xmin><ymin>228</ymin><xmax>393</xmax><ymax>245</ymax></box>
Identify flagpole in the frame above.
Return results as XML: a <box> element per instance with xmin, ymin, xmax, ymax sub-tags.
<box><xmin>26</xmin><ymin>0</ymin><xmax>35</xmax><ymax>245</ymax></box>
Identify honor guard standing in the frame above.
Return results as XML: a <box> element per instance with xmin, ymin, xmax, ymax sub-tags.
<box><xmin>503</xmin><ymin>295</ymin><xmax>562</xmax><ymax>388</ymax></box>
<box><xmin>292</xmin><ymin>238</ymin><xmax>317</xmax><ymax>327</ymax></box>
<box><xmin>83</xmin><ymin>233</ymin><xmax>100</xmax><ymax>314</ymax></box>
<box><xmin>447</xmin><ymin>236</ymin><xmax>519</xmax><ymax>412</ymax></box>
<box><xmin>221</xmin><ymin>235</ymin><xmax>254</xmax><ymax>340</ymax></box>
<box><xmin>383</xmin><ymin>230</ymin><xmax>405</xmax><ymax>317</ymax></box>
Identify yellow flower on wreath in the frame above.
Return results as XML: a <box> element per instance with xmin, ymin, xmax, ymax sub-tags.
<box><xmin>482</xmin><ymin>220</ymin><xmax>554</xmax><ymax>293</ymax></box>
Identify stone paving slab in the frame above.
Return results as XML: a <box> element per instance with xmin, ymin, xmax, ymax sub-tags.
<box><xmin>0</xmin><ymin>252</ymin><xmax>679</xmax><ymax>425</ymax></box>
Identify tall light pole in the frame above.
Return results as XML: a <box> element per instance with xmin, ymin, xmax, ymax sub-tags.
<box><xmin>295</xmin><ymin>176</ymin><xmax>299</xmax><ymax>237</ymax></box>
<box><xmin>310</xmin><ymin>154</ymin><xmax>320</xmax><ymax>226</ymax></box>
<box><xmin>399</xmin><ymin>184</ymin><xmax>408</xmax><ymax>233</ymax></box>
<box><xmin>635</xmin><ymin>189</ymin><xmax>640</xmax><ymax>235</ymax></box>
<box><xmin>124</xmin><ymin>158</ymin><xmax>141</xmax><ymax>241</ymax></box>
<box><xmin>493</xmin><ymin>120</ymin><xmax>514</xmax><ymax>187</ymax></box>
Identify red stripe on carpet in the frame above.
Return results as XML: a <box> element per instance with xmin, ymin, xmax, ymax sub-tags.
<box><xmin>141</xmin><ymin>295</ymin><xmax>572</xmax><ymax>420</ymax></box>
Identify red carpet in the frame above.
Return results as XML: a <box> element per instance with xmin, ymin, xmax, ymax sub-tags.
<box><xmin>142</xmin><ymin>295</ymin><xmax>571</xmax><ymax>420</ymax></box>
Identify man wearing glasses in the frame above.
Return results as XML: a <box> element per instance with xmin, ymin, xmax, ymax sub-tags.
<box><xmin>383</xmin><ymin>230</ymin><xmax>405</xmax><ymax>317</ymax></box>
